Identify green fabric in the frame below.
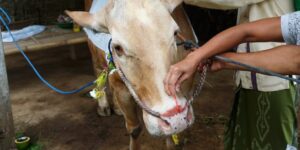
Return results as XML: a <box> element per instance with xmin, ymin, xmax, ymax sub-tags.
<box><xmin>224</xmin><ymin>84</ymin><xmax>298</xmax><ymax>150</ymax></box>
<box><xmin>295</xmin><ymin>0</ymin><xmax>300</xmax><ymax>11</ymax></box>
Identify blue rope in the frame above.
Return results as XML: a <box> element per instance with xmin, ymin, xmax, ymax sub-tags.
<box><xmin>214</xmin><ymin>56</ymin><xmax>300</xmax><ymax>83</ymax></box>
<box><xmin>0</xmin><ymin>8</ymin><xmax>95</xmax><ymax>95</ymax></box>
<box><xmin>107</xmin><ymin>38</ymin><xmax>114</xmax><ymax>63</ymax></box>
<box><xmin>0</xmin><ymin>8</ymin><xmax>11</xmax><ymax>23</ymax></box>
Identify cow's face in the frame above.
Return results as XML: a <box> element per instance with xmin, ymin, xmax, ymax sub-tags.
<box><xmin>67</xmin><ymin>0</ymin><xmax>194</xmax><ymax>136</ymax></box>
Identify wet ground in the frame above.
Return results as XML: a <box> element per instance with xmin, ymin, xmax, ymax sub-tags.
<box><xmin>6</xmin><ymin>44</ymin><xmax>236</xmax><ymax>150</ymax></box>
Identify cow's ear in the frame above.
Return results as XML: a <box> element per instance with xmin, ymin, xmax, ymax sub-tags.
<box><xmin>161</xmin><ymin>0</ymin><xmax>183</xmax><ymax>12</ymax></box>
<box><xmin>65</xmin><ymin>10</ymin><xmax>108</xmax><ymax>32</ymax></box>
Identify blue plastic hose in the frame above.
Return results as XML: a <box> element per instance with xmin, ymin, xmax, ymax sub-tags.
<box><xmin>0</xmin><ymin>7</ymin><xmax>95</xmax><ymax>95</ymax></box>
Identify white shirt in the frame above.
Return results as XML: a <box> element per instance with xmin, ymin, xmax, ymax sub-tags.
<box><xmin>235</xmin><ymin>0</ymin><xmax>294</xmax><ymax>91</ymax></box>
<box><xmin>281</xmin><ymin>11</ymin><xmax>300</xmax><ymax>45</ymax></box>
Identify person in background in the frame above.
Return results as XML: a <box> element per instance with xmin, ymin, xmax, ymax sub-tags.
<box><xmin>199</xmin><ymin>11</ymin><xmax>300</xmax><ymax>76</ymax></box>
<box><xmin>166</xmin><ymin>0</ymin><xmax>298</xmax><ymax>149</ymax></box>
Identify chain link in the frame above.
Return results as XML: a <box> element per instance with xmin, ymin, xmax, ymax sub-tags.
<box><xmin>190</xmin><ymin>64</ymin><xmax>208</xmax><ymax>103</ymax></box>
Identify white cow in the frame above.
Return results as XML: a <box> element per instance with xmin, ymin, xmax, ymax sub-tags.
<box><xmin>67</xmin><ymin>0</ymin><xmax>197</xmax><ymax>149</ymax></box>
<box><xmin>67</xmin><ymin>0</ymin><xmax>293</xmax><ymax>149</ymax></box>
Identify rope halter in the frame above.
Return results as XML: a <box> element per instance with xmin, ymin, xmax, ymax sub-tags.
<box><xmin>107</xmin><ymin>33</ymin><xmax>207</xmax><ymax>125</ymax></box>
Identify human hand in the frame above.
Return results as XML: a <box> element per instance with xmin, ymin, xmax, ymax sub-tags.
<box><xmin>208</xmin><ymin>59</ymin><xmax>224</xmax><ymax>72</ymax></box>
<box><xmin>164</xmin><ymin>53</ymin><xmax>200</xmax><ymax>96</ymax></box>
<box><xmin>205</xmin><ymin>53</ymin><xmax>234</xmax><ymax>72</ymax></box>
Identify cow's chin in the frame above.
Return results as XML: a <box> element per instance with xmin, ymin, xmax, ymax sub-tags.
<box><xmin>142</xmin><ymin>106</ymin><xmax>194</xmax><ymax>136</ymax></box>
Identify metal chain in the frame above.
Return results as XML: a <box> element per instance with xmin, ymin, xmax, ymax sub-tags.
<box><xmin>176</xmin><ymin>34</ymin><xmax>208</xmax><ymax>103</ymax></box>
<box><xmin>108</xmin><ymin>34</ymin><xmax>207</xmax><ymax>123</ymax></box>
<box><xmin>190</xmin><ymin>64</ymin><xmax>208</xmax><ymax>103</ymax></box>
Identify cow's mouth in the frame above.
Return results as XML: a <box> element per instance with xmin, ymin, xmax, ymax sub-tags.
<box><xmin>158</xmin><ymin>105</ymin><xmax>194</xmax><ymax>135</ymax></box>
<box><xmin>143</xmin><ymin>104</ymin><xmax>194</xmax><ymax>136</ymax></box>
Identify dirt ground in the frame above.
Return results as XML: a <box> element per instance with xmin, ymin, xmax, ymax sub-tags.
<box><xmin>6</xmin><ymin>44</ymin><xmax>237</xmax><ymax>150</ymax></box>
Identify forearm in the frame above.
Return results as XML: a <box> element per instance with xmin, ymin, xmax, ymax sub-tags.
<box><xmin>219</xmin><ymin>45</ymin><xmax>300</xmax><ymax>75</ymax></box>
<box><xmin>189</xmin><ymin>17</ymin><xmax>283</xmax><ymax>63</ymax></box>
<box><xmin>184</xmin><ymin>0</ymin><xmax>264</xmax><ymax>10</ymax></box>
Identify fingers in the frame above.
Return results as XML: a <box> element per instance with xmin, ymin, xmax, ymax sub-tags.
<box><xmin>197</xmin><ymin>63</ymin><xmax>205</xmax><ymax>72</ymax></box>
<box><xmin>168</xmin><ymin>68</ymin><xmax>182</xmax><ymax>96</ymax></box>
<box><xmin>164</xmin><ymin>56</ymin><xmax>200</xmax><ymax>96</ymax></box>
<box><xmin>175</xmin><ymin>73</ymin><xmax>189</xmax><ymax>93</ymax></box>
<box><xmin>209</xmin><ymin>60</ymin><xmax>223</xmax><ymax>72</ymax></box>
<box><xmin>164</xmin><ymin>65</ymin><xmax>183</xmax><ymax>96</ymax></box>
<box><xmin>197</xmin><ymin>59</ymin><xmax>209</xmax><ymax>72</ymax></box>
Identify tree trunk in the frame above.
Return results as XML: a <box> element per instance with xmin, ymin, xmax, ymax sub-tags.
<box><xmin>0</xmin><ymin>27</ymin><xmax>15</xmax><ymax>150</ymax></box>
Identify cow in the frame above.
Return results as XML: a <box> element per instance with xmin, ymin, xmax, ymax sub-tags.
<box><xmin>67</xmin><ymin>0</ymin><xmax>197</xmax><ymax>149</ymax></box>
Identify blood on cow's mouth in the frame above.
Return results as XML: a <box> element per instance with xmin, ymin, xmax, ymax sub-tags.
<box><xmin>161</xmin><ymin>102</ymin><xmax>189</xmax><ymax>118</ymax></box>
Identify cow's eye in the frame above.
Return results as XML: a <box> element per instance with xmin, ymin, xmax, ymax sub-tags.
<box><xmin>174</xmin><ymin>29</ymin><xmax>181</xmax><ymax>36</ymax></box>
<box><xmin>174</xmin><ymin>30</ymin><xmax>179</xmax><ymax>36</ymax></box>
<box><xmin>113</xmin><ymin>44</ymin><xmax>124</xmax><ymax>57</ymax></box>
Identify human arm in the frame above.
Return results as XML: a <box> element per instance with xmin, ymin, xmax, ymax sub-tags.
<box><xmin>210</xmin><ymin>11</ymin><xmax>300</xmax><ymax>74</ymax></box>
<box><xmin>184</xmin><ymin>0</ymin><xmax>264</xmax><ymax>10</ymax></box>
<box><xmin>164</xmin><ymin>17</ymin><xmax>283</xmax><ymax>96</ymax></box>
<box><xmin>210</xmin><ymin>45</ymin><xmax>300</xmax><ymax>75</ymax></box>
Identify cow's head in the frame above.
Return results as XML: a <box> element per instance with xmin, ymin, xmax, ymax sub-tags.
<box><xmin>67</xmin><ymin>0</ymin><xmax>195</xmax><ymax>136</ymax></box>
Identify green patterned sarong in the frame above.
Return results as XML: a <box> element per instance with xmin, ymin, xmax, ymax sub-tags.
<box><xmin>224</xmin><ymin>84</ymin><xmax>298</xmax><ymax>150</ymax></box>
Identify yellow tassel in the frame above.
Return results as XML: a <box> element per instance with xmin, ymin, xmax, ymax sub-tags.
<box><xmin>172</xmin><ymin>134</ymin><xmax>180</xmax><ymax>145</ymax></box>
<box><xmin>93</xmin><ymin>70</ymin><xmax>108</xmax><ymax>100</ymax></box>
<box><xmin>95</xmin><ymin>70</ymin><xmax>108</xmax><ymax>88</ymax></box>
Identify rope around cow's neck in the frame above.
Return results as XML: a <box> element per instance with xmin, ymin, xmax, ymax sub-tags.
<box><xmin>113</xmin><ymin>58</ymin><xmax>175</xmax><ymax>125</ymax></box>
<box><xmin>107</xmin><ymin>35</ymin><xmax>205</xmax><ymax>125</ymax></box>
<box><xmin>108</xmin><ymin>40</ymin><xmax>174</xmax><ymax>124</ymax></box>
